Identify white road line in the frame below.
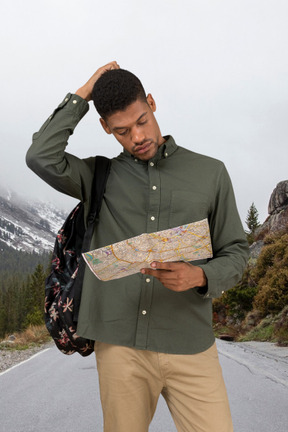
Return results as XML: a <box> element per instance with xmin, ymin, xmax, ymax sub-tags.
<box><xmin>0</xmin><ymin>348</ymin><xmax>51</xmax><ymax>377</ymax></box>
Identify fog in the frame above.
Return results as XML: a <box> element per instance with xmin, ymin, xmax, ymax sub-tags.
<box><xmin>1</xmin><ymin>0</ymin><xmax>288</xmax><ymax>225</ymax></box>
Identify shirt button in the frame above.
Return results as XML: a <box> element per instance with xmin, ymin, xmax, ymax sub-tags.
<box><xmin>134</xmin><ymin>158</ymin><xmax>138</xmax><ymax>162</ymax></box>
<box><xmin>151</xmin><ymin>216</ymin><xmax>155</xmax><ymax>221</ymax></box>
<box><xmin>64</xmin><ymin>97</ymin><xmax>69</xmax><ymax>102</ymax></box>
<box><xmin>146</xmin><ymin>278</ymin><xmax>151</xmax><ymax>283</ymax></box>
<box><xmin>152</xmin><ymin>185</ymin><xmax>157</xmax><ymax>190</ymax></box>
<box><xmin>165</xmin><ymin>152</ymin><xmax>168</xmax><ymax>157</ymax></box>
<box><xmin>221</xmin><ymin>290</ymin><xmax>224</xmax><ymax>294</ymax></box>
<box><xmin>72</xmin><ymin>100</ymin><xmax>77</xmax><ymax>104</ymax></box>
<box><xmin>150</xmin><ymin>162</ymin><xmax>154</xmax><ymax>167</ymax></box>
<box><xmin>142</xmin><ymin>310</ymin><xmax>147</xmax><ymax>315</ymax></box>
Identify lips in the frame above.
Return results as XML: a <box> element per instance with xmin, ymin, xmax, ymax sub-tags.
<box><xmin>134</xmin><ymin>141</ymin><xmax>152</xmax><ymax>155</ymax></box>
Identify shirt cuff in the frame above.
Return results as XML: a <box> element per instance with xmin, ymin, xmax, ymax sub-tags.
<box><xmin>57</xmin><ymin>93</ymin><xmax>89</xmax><ymax>116</ymax></box>
<box><xmin>196</xmin><ymin>264</ymin><xmax>225</xmax><ymax>298</ymax></box>
<box><xmin>45</xmin><ymin>93</ymin><xmax>89</xmax><ymax>124</ymax></box>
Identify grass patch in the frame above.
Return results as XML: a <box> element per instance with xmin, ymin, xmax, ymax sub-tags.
<box><xmin>213</xmin><ymin>324</ymin><xmax>239</xmax><ymax>339</ymax></box>
<box><xmin>239</xmin><ymin>314</ymin><xmax>277</xmax><ymax>342</ymax></box>
<box><xmin>0</xmin><ymin>325</ymin><xmax>51</xmax><ymax>350</ymax></box>
<box><xmin>238</xmin><ymin>307</ymin><xmax>288</xmax><ymax>345</ymax></box>
<box><xmin>240</xmin><ymin>324</ymin><xmax>276</xmax><ymax>342</ymax></box>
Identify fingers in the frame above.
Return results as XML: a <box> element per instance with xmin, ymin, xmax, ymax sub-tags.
<box><xmin>140</xmin><ymin>261</ymin><xmax>183</xmax><ymax>275</ymax></box>
<box><xmin>91</xmin><ymin>61</ymin><xmax>120</xmax><ymax>82</ymax></box>
<box><xmin>99</xmin><ymin>61</ymin><xmax>120</xmax><ymax>75</ymax></box>
<box><xmin>141</xmin><ymin>267</ymin><xmax>189</xmax><ymax>292</ymax></box>
<box><xmin>106</xmin><ymin>60</ymin><xmax>120</xmax><ymax>71</ymax></box>
<box><xmin>141</xmin><ymin>262</ymin><xmax>187</xmax><ymax>283</ymax></box>
<box><xmin>75</xmin><ymin>61</ymin><xmax>120</xmax><ymax>101</ymax></box>
<box><xmin>141</xmin><ymin>268</ymin><xmax>173</xmax><ymax>279</ymax></box>
<box><xmin>145</xmin><ymin>261</ymin><xmax>184</xmax><ymax>271</ymax></box>
<box><xmin>140</xmin><ymin>262</ymin><xmax>205</xmax><ymax>292</ymax></box>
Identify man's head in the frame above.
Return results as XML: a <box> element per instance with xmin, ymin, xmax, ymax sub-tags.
<box><xmin>92</xmin><ymin>69</ymin><xmax>165</xmax><ymax>161</ymax></box>
<box><xmin>92</xmin><ymin>69</ymin><xmax>146</xmax><ymax>120</ymax></box>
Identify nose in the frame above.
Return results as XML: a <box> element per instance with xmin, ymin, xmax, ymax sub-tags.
<box><xmin>131</xmin><ymin>126</ymin><xmax>145</xmax><ymax>145</ymax></box>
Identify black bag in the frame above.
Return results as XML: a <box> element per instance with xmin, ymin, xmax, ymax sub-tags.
<box><xmin>44</xmin><ymin>156</ymin><xmax>111</xmax><ymax>356</ymax></box>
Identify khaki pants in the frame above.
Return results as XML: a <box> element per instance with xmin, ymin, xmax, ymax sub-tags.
<box><xmin>94</xmin><ymin>342</ymin><xmax>233</xmax><ymax>432</ymax></box>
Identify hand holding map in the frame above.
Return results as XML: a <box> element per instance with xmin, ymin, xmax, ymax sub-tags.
<box><xmin>82</xmin><ymin>218</ymin><xmax>213</xmax><ymax>281</ymax></box>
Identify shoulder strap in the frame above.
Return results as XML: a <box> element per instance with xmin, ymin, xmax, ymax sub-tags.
<box><xmin>82</xmin><ymin>155</ymin><xmax>111</xmax><ymax>252</ymax></box>
<box><xmin>73</xmin><ymin>156</ymin><xmax>111</xmax><ymax>322</ymax></box>
<box><xmin>92</xmin><ymin>155</ymin><xmax>112</xmax><ymax>220</ymax></box>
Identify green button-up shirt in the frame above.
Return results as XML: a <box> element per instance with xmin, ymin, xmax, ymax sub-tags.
<box><xmin>26</xmin><ymin>93</ymin><xmax>249</xmax><ymax>354</ymax></box>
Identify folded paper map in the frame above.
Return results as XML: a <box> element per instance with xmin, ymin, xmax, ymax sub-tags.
<box><xmin>83</xmin><ymin>218</ymin><xmax>213</xmax><ymax>281</ymax></box>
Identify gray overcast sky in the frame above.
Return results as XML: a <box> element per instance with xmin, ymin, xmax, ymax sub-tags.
<box><xmin>1</xmin><ymin>0</ymin><xmax>288</xmax><ymax>225</ymax></box>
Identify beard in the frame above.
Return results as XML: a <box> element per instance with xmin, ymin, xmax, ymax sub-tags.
<box><xmin>133</xmin><ymin>139</ymin><xmax>160</xmax><ymax>160</ymax></box>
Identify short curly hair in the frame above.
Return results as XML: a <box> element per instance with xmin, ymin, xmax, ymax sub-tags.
<box><xmin>92</xmin><ymin>69</ymin><xmax>147</xmax><ymax>120</ymax></box>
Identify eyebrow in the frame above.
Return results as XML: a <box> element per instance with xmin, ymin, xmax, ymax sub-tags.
<box><xmin>112</xmin><ymin>112</ymin><xmax>147</xmax><ymax>131</ymax></box>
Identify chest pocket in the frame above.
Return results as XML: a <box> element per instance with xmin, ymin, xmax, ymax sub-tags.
<box><xmin>169</xmin><ymin>190</ymin><xmax>210</xmax><ymax>228</ymax></box>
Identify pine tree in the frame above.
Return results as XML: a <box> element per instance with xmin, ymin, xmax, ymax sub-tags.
<box><xmin>0</xmin><ymin>275</ymin><xmax>23</xmax><ymax>337</ymax></box>
<box><xmin>24</xmin><ymin>264</ymin><xmax>46</xmax><ymax>327</ymax></box>
<box><xmin>245</xmin><ymin>202</ymin><xmax>261</xmax><ymax>245</ymax></box>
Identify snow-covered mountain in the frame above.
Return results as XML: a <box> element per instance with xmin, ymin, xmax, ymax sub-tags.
<box><xmin>0</xmin><ymin>187</ymin><xmax>66</xmax><ymax>253</ymax></box>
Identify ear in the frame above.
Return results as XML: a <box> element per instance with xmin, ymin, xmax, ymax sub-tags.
<box><xmin>146</xmin><ymin>93</ymin><xmax>156</xmax><ymax>113</ymax></box>
<box><xmin>99</xmin><ymin>118</ymin><xmax>112</xmax><ymax>135</ymax></box>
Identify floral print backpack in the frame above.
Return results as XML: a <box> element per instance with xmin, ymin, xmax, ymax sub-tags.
<box><xmin>44</xmin><ymin>156</ymin><xmax>111</xmax><ymax>356</ymax></box>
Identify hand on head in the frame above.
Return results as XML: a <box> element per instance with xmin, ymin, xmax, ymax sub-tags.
<box><xmin>75</xmin><ymin>61</ymin><xmax>120</xmax><ymax>101</ymax></box>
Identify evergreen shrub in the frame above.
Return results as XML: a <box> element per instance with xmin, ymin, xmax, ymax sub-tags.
<box><xmin>213</xmin><ymin>268</ymin><xmax>257</xmax><ymax>324</ymax></box>
<box><xmin>252</xmin><ymin>232</ymin><xmax>288</xmax><ymax>317</ymax></box>
<box><xmin>274</xmin><ymin>305</ymin><xmax>288</xmax><ymax>346</ymax></box>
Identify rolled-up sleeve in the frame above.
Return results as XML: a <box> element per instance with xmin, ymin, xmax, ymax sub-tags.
<box><xmin>26</xmin><ymin>93</ymin><xmax>92</xmax><ymax>201</ymax></box>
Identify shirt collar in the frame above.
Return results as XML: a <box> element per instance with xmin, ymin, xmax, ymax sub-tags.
<box><xmin>122</xmin><ymin>135</ymin><xmax>178</xmax><ymax>164</ymax></box>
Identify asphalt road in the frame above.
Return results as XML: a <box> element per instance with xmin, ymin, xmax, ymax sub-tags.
<box><xmin>0</xmin><ymin>339</ymin><xmax>287</xmax><ymax>432</ymax></box>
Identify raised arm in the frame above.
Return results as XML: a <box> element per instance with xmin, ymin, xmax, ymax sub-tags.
<box><xmin>26</xmin><ymin>62</ymin><xmax>119</xmax><ymax>201</ymax></box>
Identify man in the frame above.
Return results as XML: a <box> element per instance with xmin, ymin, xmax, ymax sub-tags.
<box><xmin>26</xmin><ymin>61</ymin><xmax>249</xmax><ymax>432</ymax></box>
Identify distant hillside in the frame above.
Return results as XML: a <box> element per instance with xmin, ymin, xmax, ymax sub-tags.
<box><xmin>0</xmin><ymin>240</ymin><xmax>51</xmax><ymax>274</ymax></box>
<box><xmin>0</xmin><ymin>187</ymin><xmax>66</xmax><ymax>253</ymax></box>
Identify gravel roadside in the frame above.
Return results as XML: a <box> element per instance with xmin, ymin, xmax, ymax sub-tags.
<box><xmin>0</xmin><ymin>342</ymin><xmax>54</xmax><ymax>374</ymax></box>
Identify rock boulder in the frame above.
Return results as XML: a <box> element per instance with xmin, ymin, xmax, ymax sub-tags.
<box><xmin>255</xmin><ymin>180</ymin><xmax>288</xmax><ymax>241</ymax></box>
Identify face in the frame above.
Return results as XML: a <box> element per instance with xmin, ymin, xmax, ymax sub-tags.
<box><xmin>100</xmin><ymin>94</ymin><xmax>165</xmax><ymax>161</ymax></box>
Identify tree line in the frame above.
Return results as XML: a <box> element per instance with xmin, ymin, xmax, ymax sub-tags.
<box><xmin>0</xmin><ymin>244</ymin><xmax>50</xmax><ymax>339</ymax></box>
<box><xmin>0</xmin><ymin>241</ymin><xmax>50</xmax><ymax>273</ymax></box>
